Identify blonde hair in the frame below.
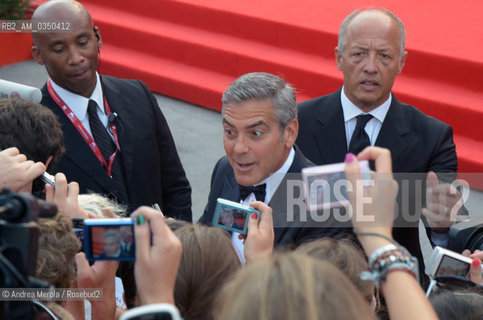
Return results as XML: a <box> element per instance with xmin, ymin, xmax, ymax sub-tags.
<box><xmin>78</xmin><ymin>193</ymin><xmax>127</xmax><ymax>218</ymax></box>
<box><xmin>296</xmin><ymin>238</ymin><xmax>376</xmax><ymax>306</ymax></box>
<box><xmin>214</xmin><ymin>252</ymin><xmax>377</xmax><ymax>320</ymax></box>
<box><xmin>174</xmin><ymin>224</ymin><xmax>241</xmax><ymax>320</ymax></box>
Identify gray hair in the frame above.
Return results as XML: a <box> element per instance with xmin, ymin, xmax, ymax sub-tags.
<box><xmin>222</xmin><ymin>72</ymin><xmax>297</xmax><ymax>130</ymax></box>
<box><xmin>103</xmin><ymin>230</ymin><xmax>121</xmax><ymax>242</ymax></box>
<box><xmin>338</xmin><ymin>8</ymin><xmax>406</xmax><ymax>59</ymax></box>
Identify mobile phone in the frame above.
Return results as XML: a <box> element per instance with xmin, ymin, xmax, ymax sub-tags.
<box><xmin>213</xmin><ymin>198</ymin><xmax>260</xmax><ymax>235</ymax></box>
<box><xmin>84</xmin><ymin>218</ymin><xmax>135</xmax><ymax>261</ymax></box>
<box><xmin>302</xmin><ymin>160</ymin><xmax>370</xmax><ymax>211</ymax></box>
<box><xmin>40</xmin><ymin>172</ymin><xmax>56</xmax><ymax>188</ymax></box>
<box><xmin>120</xmin><ymin>303</ymin><xmax>181</xmax><ymax>320</ymax></box>
<box><xmin>426</xmin><ymin>246</ymin><xmax>473</xmax><ymax>278</ymax></box>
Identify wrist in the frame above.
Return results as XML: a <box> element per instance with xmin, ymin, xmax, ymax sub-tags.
<box><xmin>355</xmin><ymin>230</ymin><xmax>394</xmax><ymax>257</ymax></box>
<box><xmin>140</xmin><ymin>293</ymin><xmax>175</xmax><ymax>306</ymax></box>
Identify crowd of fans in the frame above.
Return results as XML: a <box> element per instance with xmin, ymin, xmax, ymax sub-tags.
<box><xmin>0</xmin><ymin>98</ymin><xmax>481</xmax><ymax>319</ymax></box>
<box><xmin>1</xmin><ymin>0</ymin><xmax>482</xmax><ymax>319</ymax></box>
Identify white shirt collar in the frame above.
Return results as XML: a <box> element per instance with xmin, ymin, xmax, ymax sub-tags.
<box><xmin>49</xmin><ymin>72</ymin><xmax>104</xmax><ymax>121</ymax></box>
<box><xmin>340</xmin><ymin>87</ymin><xmax>391</xmax><ymax>123</ymax></box>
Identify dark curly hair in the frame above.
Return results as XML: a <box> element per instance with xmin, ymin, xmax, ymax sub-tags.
<box><xmin>0</xmin><ymin>98</ymin><xmax>64</xmax><ymax>169</ymax></box>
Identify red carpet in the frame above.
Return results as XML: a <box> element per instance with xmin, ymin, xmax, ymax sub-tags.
<box><xmin>37</xmin><ymin>0</ymin><xmax>483</xmax><ymax>183</ymax></box>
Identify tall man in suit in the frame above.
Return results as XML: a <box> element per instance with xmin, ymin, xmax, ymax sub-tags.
<box><xmin>31</xmin><ymin>0</ymin><xmax>191</xmax><ymax>220</ymax></box>
<box><xmin>199</xmin><ymin>72</ymin><xmax>350</xmax><ymax>263</ymax></box>
<box><xmin>296</xmin><ymin>8</ymin><xmax>462</xmax><ymax>283</ymax></box>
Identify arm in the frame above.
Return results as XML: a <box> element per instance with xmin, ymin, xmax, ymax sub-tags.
<box><xmin>131</xmin><ymin>206</ymin><xmax>182</xmax><ymax>305</ymax></box>
<box><xmin>346</xmin><ymin>147</ymin><xmax>438</xmax><ymax>320</ymax></box>
<box><xmin>141</xmin><ymin>82</ymin><xmax>192</xmax><ymax>222</ymax></box>
<box><xmin>422</xmin><ymin>124</ymin><xmax>466</xmax><ymax>243</ymax></box>
<box><xmin>75</xmin><ymin>253</ymin><xmax>118</xmax><ymax>320</ymax></box>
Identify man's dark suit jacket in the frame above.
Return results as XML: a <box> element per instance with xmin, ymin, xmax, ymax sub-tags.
<box><xmin>41</xmin><ymin>75</ymin><xmax>192</xmax><ymax>221</ymax></box>
<box><xmin>296</xmin><ymin>88</ymin><xmax>458</xmax><ymax>283</ymax></box>
<box><xmin>198</xmin><ymin>147</ymin><xmax>353</xmax><ymax>247</ymax></box>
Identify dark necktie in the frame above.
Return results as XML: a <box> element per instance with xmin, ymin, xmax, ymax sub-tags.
<box><xmin>87</xmin><ymin>99</ymin><xmax>128</xmax><ymax>203</ymax></box>
<box><xmin>239</xmin><ymin>184</ymin><xmax>266</xmax><ymax>202</ymax></box>
<box><xmin>348</xmin><ymin>114</ymin><xmax>373</xmax><ymax>155</ymax></box>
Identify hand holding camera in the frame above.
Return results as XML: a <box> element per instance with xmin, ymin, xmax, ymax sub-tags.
<box><xmin>345</xmin><ymin>147</ymin><xmax>399</xmax><ymax>254</ymax></box>
<box><xmin>132</xmin><ymin>206</ymin><xmax>182</xmax><ymax>306</ymax></box>
<box><xmin>45</xmin><ymin>172</ymin><xmax>89</xmax><ymax>219</ymax></box>
<box><xmin>243</xmin><ymin>201</ymin><xmax>274</xmax><ymax>264</ymax></box>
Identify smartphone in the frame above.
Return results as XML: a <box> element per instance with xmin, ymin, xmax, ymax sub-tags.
<box><xmin>84</xmin><ymin>218</ymin><xmax>135</xmax><ymax>261</ymax></box>
<box><xmin>426</xmin><ymin>246</ymin><xmax>473</xmax><ymax>278</ymax></box>
<box><xmin>213</xmin><ymin>198</ymin><xmax>260</xmax><ymax>235</ymax></box>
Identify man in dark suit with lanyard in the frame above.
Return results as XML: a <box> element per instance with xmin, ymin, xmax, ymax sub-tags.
<box><xmin>199</xmin><ymin>72</ymin><xmax>350</xmax><ymax>263</ymax></box>
<box><xmin>296</xmin><ymin>8</ymin><xmax>463</xmax><ymax>284</ymax></box>
<box><xmin>31</xmin><ymin>0</ymin><xmax>191</xmax><ymax>220</ymax></box>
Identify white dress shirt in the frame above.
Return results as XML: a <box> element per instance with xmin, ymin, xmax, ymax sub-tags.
<box><xmin>231</xmin><ymin>147</ymin><xmax>296</xmax><ymax>264</ymax></box>
<box><xmin>341</xmin><ymin>87</ymin><xmax>391</xmax><ymax>148</ymax></box>
<box><xmin>50</xmin><ymin>73</ymin><xmax>111</xmax><ymax>139</ymax></box>
<box><xmin>341</xmin><ymin>89</ymin><xmax>447</xmax><ymax>247</ymax></box>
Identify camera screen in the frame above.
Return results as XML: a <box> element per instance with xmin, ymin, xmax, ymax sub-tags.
<box><xmin>218</xmin><ymin>206</ymin><xmax>247</xmax><ymax>232</ymax></box>
<box><xmin>307</xmin><ymin>171</ymin><xmax>349</xmax><ymax>208</ymax></box>
<box><xmin>436</xmin><ymin>255</ymin><xmax>470</xmax><ymax>277</ymax></box>
<box><xmin>86</xmin><ymin>224</ymin><xmax>135</xmax><ymax>261</ymax></box>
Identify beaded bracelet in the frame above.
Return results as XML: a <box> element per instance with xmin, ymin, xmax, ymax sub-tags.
<box><xmin>356</xmin><ymin>231</ymin><xmax>418</xmax><ymax>288</ymax></box>
<box><xmin>368</xmin><ymin>244</ymin><xmax>398</xmax><ymax>266</ymax></box>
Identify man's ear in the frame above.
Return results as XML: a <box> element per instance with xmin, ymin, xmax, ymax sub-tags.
<box><xmin>397</xmin><ymin>51</ymin><xmax>408</xmax><ymax>74</ymax></box>
<box><xmin>93</xmin><ymin>26</ymin><xmax>102</xmax><ymax>50</ymax></box>
<box><xmin>283</xmin><ymin>118</ymin><xmax>299</xmax><ymax>148</ymax></box>
<box><xmin>335</xmin><ymin>47</ymin><xmax>343</xmax><ymax>71</ymax></box>
<box><xmin>45</xmin><ymin>155</ymin><xmax>53</xmax><ymax>170</ymax></box>
<box><xmin>32</xmin><ymin>46</ymin><xmax>44</xmax><ymax>65</ymax></box>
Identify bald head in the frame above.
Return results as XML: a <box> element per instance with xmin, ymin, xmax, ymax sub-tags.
<box><xmin>32</xmin><ymin>0</ymin><xmax>92</xmax><ymax>46</ymax></box>
<box><xmin>334</xmin><ymin>8</ymin><xmax>408</xmax><ymax>111</ymax></box>
<box><xmin>338</xmin><ymin>8</ymin><xmax>406</xmax><ymax>59</ymax></box>
<box><xmin>31</xmin><ymin>0</ymin><xmax>101</xmax><ymax>98</ymax></box>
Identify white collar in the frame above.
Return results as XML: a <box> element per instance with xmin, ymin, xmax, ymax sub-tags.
<box><xmin>341</xmin><ymin>87</ymin><xmax>391</xmax><ymax>123</ymax></box>
<box><xmin>49</xmin><ymin>72</ymin><xmax>104</xmax><ymax>121</ymax></box>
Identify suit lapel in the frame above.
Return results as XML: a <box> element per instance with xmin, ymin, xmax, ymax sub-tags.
<box><xmin>100</xmin><ymin>77</ymin><xmax>136</xmax><ymax>183</ymax></box>
<box><xmin>270</xmin><ymin>147</ymin><xmax>312</xmax><ymax>243</ymax></box>
<box><xmin>313</xmin><ymin>90</ymin><xmax>348</xmax><ymax>164</ymax></box>
<box><xmin>220</xmin><ymin>173</ymin><xmax>239</xmax><ymax>202</ymax></box>
<box><xmin>42</xmin><ymin>86</ymin><xmax>113</xmax><ymax>189</ymax></box>
<box><xmin>375</xmin><ymin>95</ymin><xmax>410</xmax><ymax>166</ymax></box>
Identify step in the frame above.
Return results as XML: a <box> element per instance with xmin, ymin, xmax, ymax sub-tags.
<box><xmin>99</xmin><ymin>44</ymin><xmax>483</xmax><ymax>179</ymax></box>
<box><xmin>91</xmin><ymin>7</ymin><xmax>482</xmax><ymax>139</ymax></box>
<box><xmin>83</xmin><ymin>0</ymin><xmax>483</xmax><ymax>94</ymax></box>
